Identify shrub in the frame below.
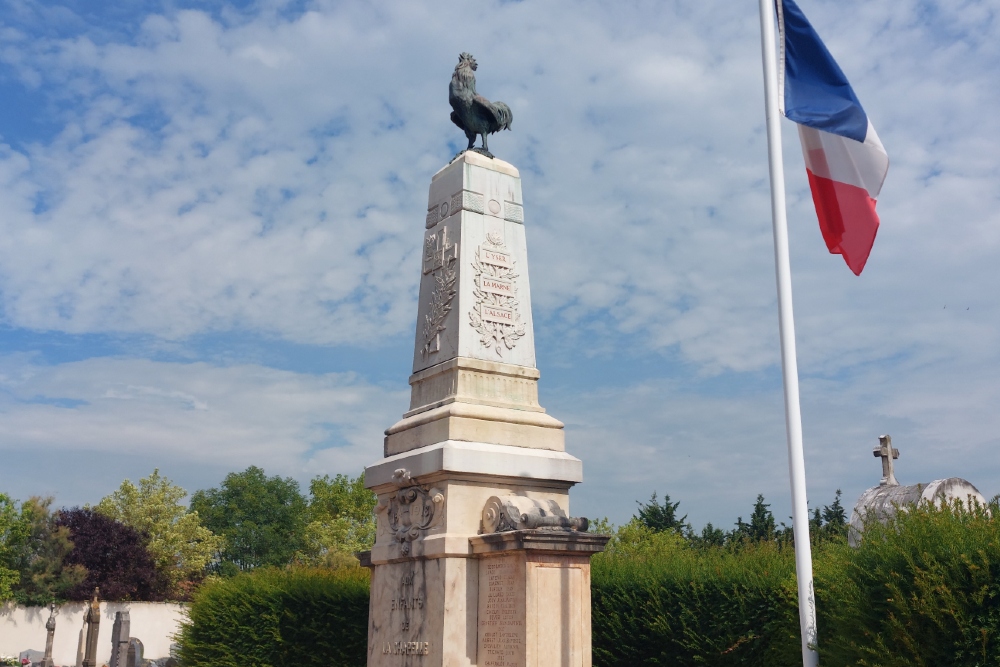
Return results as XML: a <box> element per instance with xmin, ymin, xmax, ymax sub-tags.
<box><xmin>176</xmin><ymin>501</ymin><xmax>1000</xmax><ymax>667</ymax></box>
<box><xmin>818</xmin><ymin>499</ymin><xmax>1000</xmax><ymax>666</ymax></box>
<box><xmin>594</xmin><ymin>501</ymin><xmax>1000</xmax><ymax>666</ymax></box>
<box><xmin>591</xmin><ymin>523</ymin><xmax>801</xmax><ymax>666</ymax></box>
<box><xmin>177</xmin><ymin>565</ymin><xmax>370</xmax><ymax>667</ymax></box>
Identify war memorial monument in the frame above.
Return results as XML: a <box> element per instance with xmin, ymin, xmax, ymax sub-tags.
<box><xmin>359</xmin><ymin>54</ymin><xmax>608</xmax><ymax>667</ymax></box>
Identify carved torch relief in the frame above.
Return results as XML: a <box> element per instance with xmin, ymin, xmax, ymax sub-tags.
<box><xmin>470</xmin><ymin>232</ymin><xmax>525</xmax><ymax>356</ymax></box>
<box><xmin>421</xmin><ymin>227</ymin><xmax>458</xmax><ymax>357</ymax></box>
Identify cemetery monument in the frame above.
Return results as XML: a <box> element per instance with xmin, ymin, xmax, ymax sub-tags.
<box><xmin>80</xmin><ymin>590</ymin><xmax>100</xmax><ymax>667</ymax></box>
<box><xmin>848</xmin><ymin>434</ymin><xmax>987</xmax><ymax>546</ymax></box>
<box><xmin>361</xmin><ymin>54</ymin><xmax>608</xmax><ymax>667</ymax></box>
<box><xmin>110</xmin><ymin>611</ymin><xmax>130</xmax><ymax>667</ymax></box>
<box><xmin>40</xmin><ymin>604</ymin><xmax>56</xmax><ymax>667</ymax></box>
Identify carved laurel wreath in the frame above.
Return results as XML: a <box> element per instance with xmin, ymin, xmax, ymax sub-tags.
<box><xmin>421</xmin><ymin>234</ymin><xmax>457</xmax><ymax>357</ymax></box>
<box><xmin>469</xmin><ymin>233</ymin><xmax>526</xmax><ymax>355</ymax></box>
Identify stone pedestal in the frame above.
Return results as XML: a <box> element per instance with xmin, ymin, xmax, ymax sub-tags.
<box><xmin>471</xmin><ymin>531</ymin><xmax>608</xmax><ymax>667</ymax></box>
<box><xmin>364</xmin><ymin>153</ymin><xmax>606</xmax><ymax>667</ymax></box>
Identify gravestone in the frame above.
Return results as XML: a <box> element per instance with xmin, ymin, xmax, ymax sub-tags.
<box><xmin>363</xmin><ymin>151</ymin><xmax>608</xmax><ymax>667</ymax></box>
<box><xmin>110</xmin><ymin>611</ymin><xmax>131</xmax><ymax>667</ymax></box>
<box><xmin>19</xmin><ymin>651</ymin><xmax>44</xmax><ymax>666</ymax></box>
<box><xmin>126</xmin><ymin>638</ymin><xmax>144</xmax><ymax>667</ymax></box>
<box><xmin>849</xmin><ymin>434</ymin><xmax>987</xmax><ymax>546</ymax></box>
<box><xmin>81</xmin><ymin>589</ymin><xmax>101</xmax><ymax>667</ymax></box>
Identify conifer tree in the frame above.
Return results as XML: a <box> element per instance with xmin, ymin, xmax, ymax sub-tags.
<box><xmin>635</xmin><ymin>492</ymin><xmax>688</xmax><ymax>534</ymax></box>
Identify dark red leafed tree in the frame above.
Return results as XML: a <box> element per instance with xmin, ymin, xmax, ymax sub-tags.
<box><xmin>56</xmin><ymin>508</ymin><xmax>168</xmax><ymax>601</ymax></box>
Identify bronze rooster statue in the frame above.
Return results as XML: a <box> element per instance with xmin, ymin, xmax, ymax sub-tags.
<box><xmin>449</xmin><ymin>53</ymin><xmax>512</xmax><ymax>159</ymax></box>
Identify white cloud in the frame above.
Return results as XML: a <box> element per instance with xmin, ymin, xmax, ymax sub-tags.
<box><xmin>0</xmin><ymin>0</ymin><xmax>996</xmax><ymax>523</ymax></box>
<box><xmin>0</xmin><ymin>354</ymin><xmax>404</xmax><ymax>478</ymax></box>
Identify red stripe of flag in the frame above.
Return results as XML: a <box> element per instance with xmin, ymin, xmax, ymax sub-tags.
<box><xmin>805</xmin><ymin>169</ymin><xmax>880</xmax><ymax>276</ymax></box>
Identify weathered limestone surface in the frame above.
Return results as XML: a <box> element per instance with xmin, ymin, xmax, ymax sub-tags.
<box><xmin>385</xmin><ymin>152</ymin><xmax>562</xmax><ymax>459</ymax></box>
<box><xmin>368</xmin><ymin>559</ymin><xmax>477</xmax><ymax>666</ymax></box>
<box><xmin>414</xmin><ymin>151</ymin><xmax>534</xmax><ymax>373</ymax></box>
<box><xmin>364</xmin><ymin>153</ymin><xmax>605</xmax><ymax>666</ymax></box>
<box><xmin>849</xmin><ymin>477</ymin><xmax>987</xmax><ymax>546</ymax></box>
<box><xmin>470</xmin><ymin>532</ymin><xmax>608</xmax><ymax>667</ymax></box>
<box><xmin>848</xmin><ymin>435</ymin><xmax>988</xmax><ymax>546</ymax></box>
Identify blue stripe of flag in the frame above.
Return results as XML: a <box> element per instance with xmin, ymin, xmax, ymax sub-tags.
<box><xmin>782</xmin><ymin>0</ymin><xmax>869</xmax><ymax>143</ymax></box>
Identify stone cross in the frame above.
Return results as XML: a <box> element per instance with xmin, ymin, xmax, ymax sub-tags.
<box><xmin>873</xmin><ymin>434</ymin><xmax>899</xmax><ymax>486</ymax></box>
<box><xmin>81</xmin><ymin>588</ymin><xmax>101</xmax><ymax>667</ymax></box>
<box><xmin>40</xmin><ymin>603</ymin><xmax>56</xmax><ymax>667</ymax></box>
<box><xmin>110</xmin><ymin>611</ymin><xmax>131</xmax><ymax>667</ymax></box>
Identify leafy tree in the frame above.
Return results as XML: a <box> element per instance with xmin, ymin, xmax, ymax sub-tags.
<box><xmin>11</xmin><ymin>497</ymin><xmax>86</xmax><ymax>605</ymax></box>
<box><xmin>635</xmin><ymin>492</ymin><xmax>688</xmax><ymax>534</ymax></box>
<box><xmin>588</xmin><ymin>517</ymin><xmax>615</xmax><ymax>535</ymax></box>
<box><xmin>297</xmin><ymin>473</ymin><xmax>376</xmax><ymax>567</ymax></box>
<box><xmin>57</xmin><ymin>508</ymin><xmax>168</xmax><ymax>601</ymax></box>
<box><xmin>0</xmin><ymin>493</ymin><xmax>27</xmax><ymax>600</ymax></box>
<box><xmin>96</xmin><ymin>469</ymin><xmax>222</xmax><ymax>597</ymax></box>
<box><xmin>191</xmin><ymin>467</ymin><xmax>308</xmax><ymax>573</ymax></box>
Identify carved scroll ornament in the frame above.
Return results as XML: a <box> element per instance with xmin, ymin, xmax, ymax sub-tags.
<box><xmin>376</xmin><ymin>469</ymin><xmax>444</xmax><ymax>555</ymax></box>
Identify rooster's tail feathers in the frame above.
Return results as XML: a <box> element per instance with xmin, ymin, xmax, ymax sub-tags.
<box><xmin>492</xmin><ymin>102</ymin><xmax>513</xmax><ymax>132</ymax></box>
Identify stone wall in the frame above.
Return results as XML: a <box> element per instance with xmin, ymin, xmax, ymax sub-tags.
<box><xmin>0</xmin><ymin>603</ymin><xmax>185</xmax><ymax>666</ymax></box>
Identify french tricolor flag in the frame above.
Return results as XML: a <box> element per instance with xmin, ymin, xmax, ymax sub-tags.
<box><xmin>778</xmin><ymin>0</ymin><xmax>889</xmax><ymax>275</ymax></box>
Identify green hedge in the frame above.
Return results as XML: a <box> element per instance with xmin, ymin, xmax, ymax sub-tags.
<box><xmin>591</xmin><ymin>501</ymin><xmax>1000</xmax><ymax>666</ymax></box>
<box><xmin>176</xmin><ymin>566</ymin><xmax>370</xmax><ymax>667</ymax></box>
<box><xmin>817</xmin><ymin>500</ymin><xmax>1000</xmax><ymax>666</ymax></box>
<box><xmin>176</xmin><ymin>502</ymin><xmax>999</xmax><ymax>666</ymax></box>
<box><xmin>591</xmin><ymin>526</ymin><xmax>801</xmax><ymax>666</ymax></box>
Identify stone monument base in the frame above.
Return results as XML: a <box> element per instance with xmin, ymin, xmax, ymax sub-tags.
<box><xmin>363</xmin><ymin>529</ymin><xmax>608</xmax><ymax>667</ymax></box>
<box><xmin>470</xmin><ymin>531</ymin><xmax>609</xmax><ymax>667</ymax></box>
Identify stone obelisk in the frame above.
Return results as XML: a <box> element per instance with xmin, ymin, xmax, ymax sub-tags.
<box><xmin>363</xmin><ymin>151</ymin><xmax>607</xmax><ymax>667</ymax></box>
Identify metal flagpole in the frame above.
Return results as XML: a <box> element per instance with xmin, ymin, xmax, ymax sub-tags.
<box><xmin>756</xmin><ymin>0</ymin><xmax>819</xmax><ymax>665</ymax></box>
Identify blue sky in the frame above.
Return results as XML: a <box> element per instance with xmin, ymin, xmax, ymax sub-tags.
<box><xmin>0</xmin><ymin>0</ymin><xmax>997</xmax><ymax>530</ymax></box>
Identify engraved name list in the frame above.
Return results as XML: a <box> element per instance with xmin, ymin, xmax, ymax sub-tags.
<box><xmin>478</xmin><ymin>557</ymin><xmax>525</xmax><ymax>667</ymax></box>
